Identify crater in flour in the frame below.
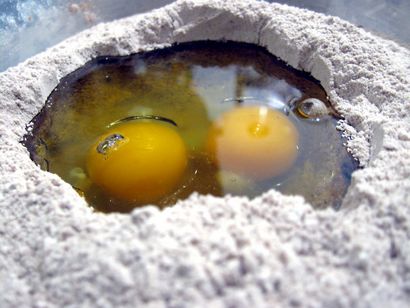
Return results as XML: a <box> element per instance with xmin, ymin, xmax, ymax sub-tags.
<box><xmin>22</xmin><ymin>41</ymin><xmax>357</xmax><ymax>212</ymax></box>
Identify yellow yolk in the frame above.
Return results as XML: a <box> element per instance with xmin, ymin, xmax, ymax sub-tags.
<box><xmin>206</xmin><ymin>105</ymin><xmax>299</xmax><ymax>181</ymax></box>
<box><xmin>87</xmin><ymin>121</ymin><xmax>187</xmax><ymax>203</ymax></box>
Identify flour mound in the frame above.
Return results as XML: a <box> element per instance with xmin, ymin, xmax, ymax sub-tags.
<box><xmin>1</xmin><ymin>0</ymin><xmax>410</xmax><ymax>307</ymax></box>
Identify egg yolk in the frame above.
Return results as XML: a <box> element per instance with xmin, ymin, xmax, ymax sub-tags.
<box><xmin>87</xmin><ymin>121</ymin><xmax>187</xmax><ymax>204</ymax></box>
<box><xmin>206</xmin><ymin>105</ymin><xmax>299</xmax><ymax>181</ymax></box>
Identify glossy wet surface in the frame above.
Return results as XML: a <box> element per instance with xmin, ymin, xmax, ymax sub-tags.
<box><xmin>23</xmin><ymin>41</ymin><xmax>357</xmax><ymax>212</ymax></box>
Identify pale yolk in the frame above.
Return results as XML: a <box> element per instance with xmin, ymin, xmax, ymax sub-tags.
<box><xmin>87</xmin><ymin>121</ymin><xmax>187</xmax><ymax>203</ymax></box>
<box><xmin>206</xmin><ymin>105</ymin><xmax>299</xmax><ymax>181</ymax></box>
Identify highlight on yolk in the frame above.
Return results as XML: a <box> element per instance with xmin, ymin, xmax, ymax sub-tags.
<box><xmin>86</xmin><ymin>121</ymin><xmax>187</xmax><ymax>203</ymax></box>
<box><xmin>206</xmin><ymin>105</ymin><xmax>299</xmax><ymax>181</ymax></box>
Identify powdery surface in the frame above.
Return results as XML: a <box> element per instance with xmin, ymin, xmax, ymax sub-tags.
<box><xmin>0</xmin><ymin>0</ymin><xmax>410</xmax><ymax>307</ymax></box>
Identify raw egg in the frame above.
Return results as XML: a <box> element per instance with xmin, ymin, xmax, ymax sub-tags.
<box><xmin>206</xmin><ymin>105</ymin><xmax>299</xmax><ymax>181</ymax></box>
<box><xmin>87</xmin><ymin>120</ymin><xmax>187</xmax><ymax>203</ymax></box>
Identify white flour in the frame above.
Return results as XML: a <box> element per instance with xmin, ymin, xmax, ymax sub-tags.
<box><xmin>0</xmin><ymin>0</ymin><xmax>409</xmax><ymax>307</ymax></box>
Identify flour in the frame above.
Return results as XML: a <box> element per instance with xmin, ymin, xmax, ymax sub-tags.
<box><xmin>1</xmin><ymin>0</ymin><xmax>410</xmax><ymax>307</ymax></box>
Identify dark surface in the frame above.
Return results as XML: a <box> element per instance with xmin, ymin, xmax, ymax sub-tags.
<box><xmin>0</xmin><ymin>0</ymin><xmax>409</xmax><ymax>72</ymax></box>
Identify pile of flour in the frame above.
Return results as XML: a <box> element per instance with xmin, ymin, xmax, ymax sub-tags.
<box><xmin>1</xmin><ymin>0</ymin><xmax>409</xmax><ymax>307</ymax></box>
